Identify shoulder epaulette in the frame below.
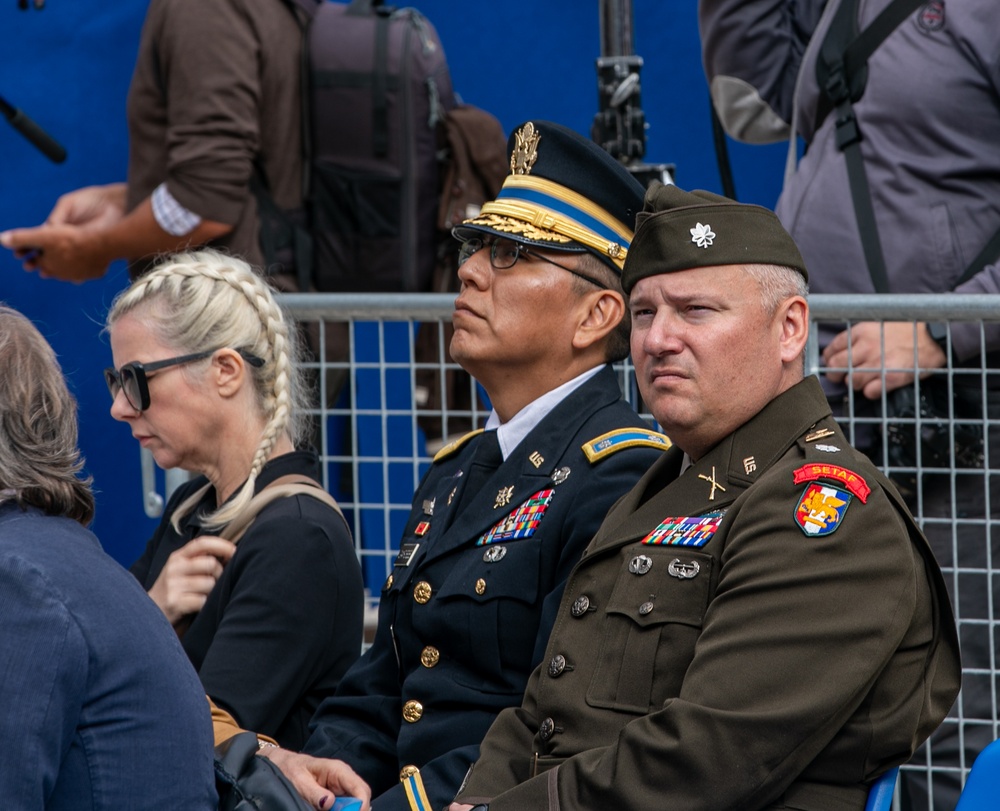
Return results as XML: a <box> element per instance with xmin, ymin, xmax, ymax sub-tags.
<box><xmin>432</xmin><ymin>429</ymin><xmax>485</xmax><ymax>463</ymax></box>
<box><xmin>582</xmin><ymin>427</ymin><xmax>672</xmax><ymax>463</ymax></box>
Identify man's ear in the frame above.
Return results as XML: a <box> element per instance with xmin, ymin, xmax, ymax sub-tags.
<box><xmin>776</xmin><ymin>296</ymin><xmax>809</xmax><ymax>363</ymax></box>
<box><xmin>572</xmin><ymin>290</ymin><xmax>625</xmax><ymax>351</ymax></box>
<box><xmin>212</xmin><ymin>349</ymin><xmax>248</xmax><ymax>398</ymax></box>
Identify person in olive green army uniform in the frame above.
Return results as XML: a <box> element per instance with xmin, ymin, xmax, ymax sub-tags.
<box><xmin>260</xmin><ymin>121</ymin><xmax>670</xmax><ymax>811</ymax></box>
<box><xmin>450</xmin><ymin>183</ymin><xmax>961</xmax><ymax>811</ymax></box>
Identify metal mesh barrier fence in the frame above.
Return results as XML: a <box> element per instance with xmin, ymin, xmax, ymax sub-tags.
<box><xmin>145</xmin><ymin>291</ymin><xmax>999</xmax><ymax>806</ymax></box>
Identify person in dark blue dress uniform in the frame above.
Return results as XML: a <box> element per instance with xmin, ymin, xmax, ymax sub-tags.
<box><xmin>262</xmin><ymin>121</ymin><xmax>670</xmax><ymax>811</ymax></box>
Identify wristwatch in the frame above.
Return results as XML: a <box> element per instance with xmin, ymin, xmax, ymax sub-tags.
<box><xmin>925</xmin><ymin>321</ymin><xmax>950</xmax><ymax>355</ymax></box>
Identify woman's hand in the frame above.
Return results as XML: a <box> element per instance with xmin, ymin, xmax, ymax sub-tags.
<box><xmin>147</xmin><ymin>536</ymin><xmax>236</xmax><ymax>625</ymax></box>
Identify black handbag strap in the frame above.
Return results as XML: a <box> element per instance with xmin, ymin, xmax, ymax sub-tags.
<box><xmin>816</xmin><ymin>0</ymin><xmax>925</xmax><ymax>293</ymax></box>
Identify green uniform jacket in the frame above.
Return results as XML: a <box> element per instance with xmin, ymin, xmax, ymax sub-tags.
<box><xmin>456</xmin><ymin>376</ymin><xmax>961</xmax><ymax>811</ymax></box>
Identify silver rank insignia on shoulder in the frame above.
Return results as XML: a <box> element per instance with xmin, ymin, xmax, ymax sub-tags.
<box><xmin>804</xmin><ymin>428</ymin><xmax>836</xmax><ymax>442</ymax></box>
<box><xmin>552</xmin><ymin>466</ymin><xmax>571</xmax><ymax>485</ymax></box>
<box><xmin>815</xmin><ymin>444</ymin><xmax>840</xmax><ymax>453</ymax></box>
<box><xmin>422</xmin><ymin>498</ymin><xmax>435</xmax><ymax>515</ymax></box>
<box><xmin>394</xmin><ymin>543</ymin><xmax>420</xmax><ymax>568</ymax></box>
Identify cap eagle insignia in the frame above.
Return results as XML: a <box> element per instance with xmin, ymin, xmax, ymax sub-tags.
<box><xmin>511</xmin><ymin>122</ymin><xmax>541</xmax><ymax>175</ymax></box>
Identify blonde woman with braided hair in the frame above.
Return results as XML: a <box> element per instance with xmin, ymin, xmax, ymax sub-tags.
<box><xmin>105</xmin><ymin>249</ymin><xmax>363</xmax><ymax>750</ymax></box>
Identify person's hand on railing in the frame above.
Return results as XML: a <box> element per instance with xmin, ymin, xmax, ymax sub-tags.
<box><xmin>822</xmin><ymin>320</ymin><xmax>947</xmax><ymax>399</ymax></box>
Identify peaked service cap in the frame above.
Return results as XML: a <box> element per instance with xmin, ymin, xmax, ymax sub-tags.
<box><xmin>621</xmin><ymin>182</ymin><xmax>809</xmax><ymax>293</ymax></box>
<box><xmin>453</xmin><ymin>120</ymin><xmax>645</xmax><ymax>273</ymax></box>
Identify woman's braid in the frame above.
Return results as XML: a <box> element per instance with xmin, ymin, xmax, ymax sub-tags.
<box><xmin>105</xmin><ymin>250</ymin><xmax>307</xmax><ymax>532</ymax></box>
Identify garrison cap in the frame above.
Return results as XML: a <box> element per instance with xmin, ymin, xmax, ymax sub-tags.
<box><xmin>453</xmin><ymin>120</ymin><xmax>645</xmax><ymax>273</ymax></box>
<box><xmin>621</xmin><ymin>182</ymin><xmax>809</xmax><ymax>293</ymax></box>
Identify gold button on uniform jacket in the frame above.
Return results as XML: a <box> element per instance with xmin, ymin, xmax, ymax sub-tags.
<box><xmin>456</xmin><ymin>376</ymin><xmax>961</xmax><ymax>811</ymax></box>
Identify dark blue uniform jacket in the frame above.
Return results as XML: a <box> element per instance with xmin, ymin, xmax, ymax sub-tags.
<box><xmin>303</xmin><ymin>365</ymin><xmax>667</xmax><ymax>810</ymax></box>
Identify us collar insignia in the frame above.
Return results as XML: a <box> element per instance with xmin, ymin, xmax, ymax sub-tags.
<box><xmin>510</xmin><ymin>122</ymin><xmax>540</xmax><ymax>175</ymax></box>
<box><xmin>477</xmin><ymin>489</ymin><xmax>555</xmax><ymax>546</ymax></box>
<box><xmin>690</xmin><ymin>222</ymin><xmax>715</xmax><ymax>249</ymax></box>
<box><xmin>793</xmin><ymin>463</ymin><xmax>870</xmax><ymax>503</ymax></box>
<box><xmin>795</xmin><ymin>482</ymin><xmax>851</xmax><ymax>536</ymax></box>
<box><xmin>641</xmin><ymin>510</ymin><xmax>726</xmax><ymax>547</ymax></box>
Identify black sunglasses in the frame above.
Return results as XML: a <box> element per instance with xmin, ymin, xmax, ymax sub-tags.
<box><xmin>457</xmin><ymin>237</ymin><xmax>609</xmax><ymax>290</ymax></box>
<box><xmin>104</xmin><ymin>348</ymin><xmax>264</xmax><ymax>413</ymax></box>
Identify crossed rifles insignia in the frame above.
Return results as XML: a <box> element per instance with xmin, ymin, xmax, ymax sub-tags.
<box><xmin>697</xmin><ymin>466</ymin><xmax>726</xmax><ymax>501</ymax></box>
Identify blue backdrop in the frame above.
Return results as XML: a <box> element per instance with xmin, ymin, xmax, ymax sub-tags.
<box><xmin>0</xmin><ymin>0</ymin><xmax>786</xmax><ymax>566</ymax></box>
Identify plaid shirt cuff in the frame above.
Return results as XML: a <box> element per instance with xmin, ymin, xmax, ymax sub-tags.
<box><xmin>151</xmin><ymin>183</ymin><xmax>203</xmax><ymax>236</ymax></box>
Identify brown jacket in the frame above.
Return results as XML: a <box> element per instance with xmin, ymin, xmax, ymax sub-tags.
<box><xmin>125</xmin><ymin>0</ymin><xmax>302</xmax><ymax>276</ymax></box>
<box><xmin>456</xmin><ymin>376</ymin><xmax>961</xmax><ymax>811</ymax></box>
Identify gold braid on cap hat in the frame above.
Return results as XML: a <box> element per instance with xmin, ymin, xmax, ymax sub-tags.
<box><xmin>476</xmin><ymin>175</ymin><xmax>632</xmax><ymax>266</ymax></box>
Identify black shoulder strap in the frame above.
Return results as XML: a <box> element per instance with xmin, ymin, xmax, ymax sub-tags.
<box><xmin>957</xmin><ymin>226</ymin><xmax>1000</xmax><ymax>288</ymax></box>
<box><xmin>815</xmin><ymin>0</ymin><xmax>925</xmax><ymax>293</ymax></box>
<box><xmin>815</xmin><ymin>0</ymin><xmax>925</xmax><ymax>130</ymax></box>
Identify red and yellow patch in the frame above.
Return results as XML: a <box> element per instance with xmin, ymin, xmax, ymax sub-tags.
<box><xmin>792</xmin><ymin>463</ymin><xmax>870</xmax><ymax>503</ymax></box>
<box><xmin>794</xmin><ymin>483</ymin><xmax>852</xmax><ymax>536</ymax></box>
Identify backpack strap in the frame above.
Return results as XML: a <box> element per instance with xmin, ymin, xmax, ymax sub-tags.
<box><xmin>220</xmin><ymin>474</ymin><xmax>347</xmax><ymax>545</ymax></box>
<box><xmin>814</xmin><ymin>0</ymin><xmax>925</xmax><ymax>293</ymax></box>
<box><xmin>251</xmin><ymin>0</ymin><xmax>316</xmax><ymax>291</ymax></box>
<box><xmin>373</xmin><ymin>9</ymin><xmax>391</xmax><ymax>157</ymax></box>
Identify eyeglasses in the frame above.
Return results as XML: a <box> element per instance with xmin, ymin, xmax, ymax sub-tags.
<box><xmin>104</xmin><ymin>349</ymin><xmax>264</xmax><ymax>413</ymax></box>
<box><xmin>457</xmin><ymin>237</ymin><xmax>609</xmax><ymax>290</ymax></box>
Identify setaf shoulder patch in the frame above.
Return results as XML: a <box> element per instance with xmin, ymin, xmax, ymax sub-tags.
<box><xmin>793</xmin><ymin>463</ymin><xmax>870</xmax><ymax>503</ymax></box>
<box><xmin>792</xmin><ymin>464</ymin><xmax>868</xmax><ymax>537</ymax></box>
<box><xmin>795</xmin><ymin>482</ymin><xmax>852</xmax><ymax>536</ymax></box>
<box><xmin>582</xmin><ymin>427</ymin><xmax>672</xmax><ymax>463</ymax></box>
